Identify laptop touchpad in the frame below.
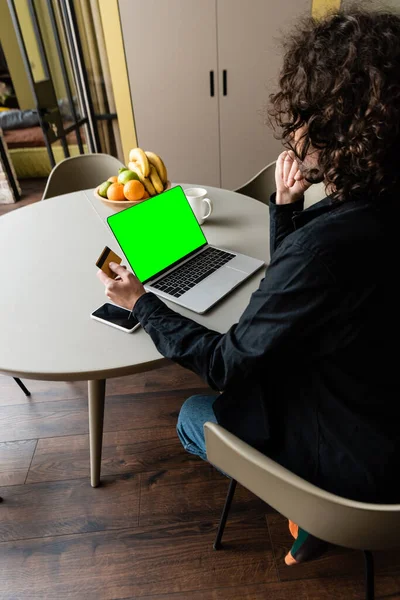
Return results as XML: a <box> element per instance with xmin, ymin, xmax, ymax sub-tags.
<box><xmin>193</xmin><ymin>267</ymin><xmax>244</xmax><ymax>298</ymax></box>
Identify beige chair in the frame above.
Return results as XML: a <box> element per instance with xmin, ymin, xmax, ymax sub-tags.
<box><xmin>42</xmin><ymin>153</ymin><xmax>126</xmax><ymax>200</ymax></box>
<box><xmin>205</xmin><ymin>421</ymin><xmax>400</xmax><ymax>600</ymax></box>
<box><xmin>235</xmin><ymin>160</ymin><xmax>326</xmax><ymax>207</ymax></box>
<box><xmin>235</xmin><ymin>160</ymin><xmax>277</xmax><ymax>205</ymax></box>
<box><xmin>304</xmin><ymin>180</ymin><xmax>327</xmax><ymax>208</ymax></box>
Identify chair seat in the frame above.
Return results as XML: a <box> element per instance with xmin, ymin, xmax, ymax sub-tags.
<box><xmin>204</xmin><ymin>421</ymin><xmax>400</xmax><ymax>551</ymax></box>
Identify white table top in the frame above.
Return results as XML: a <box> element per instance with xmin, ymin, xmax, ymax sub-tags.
<box><xmin>0</xmin><ymin>184</ymin><xmax>269</xmax><ymax>380</ymax></box>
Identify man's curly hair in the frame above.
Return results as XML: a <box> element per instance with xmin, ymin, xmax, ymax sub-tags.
<box><xmin>268</xmin><ymin>5</ymin><xmax>400</xmax><ymax>202</ymax></box>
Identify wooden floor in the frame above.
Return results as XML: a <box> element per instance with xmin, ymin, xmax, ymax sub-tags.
<box><xmin>0</xmin><ymin>177</ymin><xmax>46</xmax><ymax>216</ymax></box>
<box><xmin>1</xmin><ymin>180</ymin><xmax>400</xmax><ymax>599</ymax></box>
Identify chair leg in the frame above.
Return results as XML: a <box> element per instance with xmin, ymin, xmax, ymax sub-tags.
<box><xmin>13</xmin><ymin>377</ymin><xmax>31</xmax><ymax>396</ymax></box>
<box><xmin>364</xmin><ymin>550</ymin><xmax>375</xmax><ymax>600</ymax></box>
<box><xmin>213</xmin><ymin>478</ymin><xmax>237</xmax><ymax>550</ymax></box>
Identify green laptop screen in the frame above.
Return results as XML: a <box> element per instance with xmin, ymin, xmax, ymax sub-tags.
<box><xmin>107</xmin><ymin>185</ymin><xmax>207</xmax><ymax>283</ymax></box>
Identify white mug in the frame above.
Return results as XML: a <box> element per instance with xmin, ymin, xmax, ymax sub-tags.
<box><xmin>184</xmin><ymin>187</ymin><xmax>213</xmax><ymax>225</ymax></box>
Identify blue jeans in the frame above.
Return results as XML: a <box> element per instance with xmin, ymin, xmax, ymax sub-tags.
<box><xmin>176</xmin><ymin>394</ymin><xmax>219</xmax><ymax>461</ymax></box>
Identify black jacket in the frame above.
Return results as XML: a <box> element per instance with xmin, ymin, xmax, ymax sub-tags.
<box><xmin>133</xmin><ymin>192</ymin><xmax>400</xmax><ymax>503</ymax></box>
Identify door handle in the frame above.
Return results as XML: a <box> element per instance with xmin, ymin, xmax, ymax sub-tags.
<box><xmin>210</xmin><ymin>71</ymin><xmax>215</xmax><ymax>97</ymax></box>
<box><xmin>223</xmin><ymin>69</ymin><xmax>227</xmax><ymax>96</ymax></box>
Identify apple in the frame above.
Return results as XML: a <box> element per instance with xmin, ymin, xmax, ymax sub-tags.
<box><xmin>117</xmin><ymin>169</ymin><xmax>139</xmax><ymax>185</ymax></box>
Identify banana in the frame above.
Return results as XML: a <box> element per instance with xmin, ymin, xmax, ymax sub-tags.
<box><xmin>145</xmin><ymin>151</ymin><xmax>168</xmax><ymax>185</ymax></box>
<box><xmin>128</xmin><ymin>161</ymin><xmax>156</xmax><ymax>196</ymax></box>
<box><xmin>149</xmin><ymin>164</ymin><xmax>164</xmax><ymax>194</ymax></box>
<box><xmin>129</xmin><ymin>148</ymin><xmax>150</xmax><ymax>178</ymax></box>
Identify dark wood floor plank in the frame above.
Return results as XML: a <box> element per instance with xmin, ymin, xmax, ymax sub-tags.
<box><xmin>0</xmin><ymin>518</ymin><xmax>276</xmax><ymax>599</ymax></box>
<box><xmin>0</xmin><ymin>177</ymin><xmax>46</xmax><ymax>216</ymax></box>
<box><xmin>20</xmin><ymin>177</ymin><xmax>47</xmax><ymax>199</ymax></box>
<box><xmin>267</xmin><ymin>511</ymin><xmax>400</xmax><ymax>582</ymax></box>
<box><xmin>27</xmin><ymin>426</ymin><xmax>199</xmax><ymax>484</ymax></box>
<box><xmin>0</xmin><ymin>374</ymin><xmax>87</xmax><ymax>406</ymax></box>
<box><xmin>129</xmin><ymin>574</ymin><xmax>400</xmax><ymax>600</ymax></box>
<box><xmin>0</xmin><ymin>396</ymin><xmax>90</xmax><ymax>442</ymax></box>
<box><xmin>0</xmin><ymin>439</ymin><xmax>37</xmax><ymax>485</ymax></box>
<box><xmin>0</xmin><ymin>473</ymin><xmax>139</xmax><ymax>542</ymax></box>
<box><xmin>0</xmin><ymin>364</ymin><xmax>209</xmax><ymax>407</ymax></box>
<box><xmin>105</xmin><ymin>364</ymin><xmax>209</xmax><ymax>396</ymax></box>
<box><xmin>139</xmin><ymin>464</ymin><xmax>270</xmax><ymax>527</ymax></box>
<box><xmin>0</xmin><ymin>389</ymin><xmax>196</xmax><ymax>443</ymax></box>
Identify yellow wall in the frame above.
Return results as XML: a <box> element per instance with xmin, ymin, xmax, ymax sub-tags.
<box><xmin>312</xmin><ymin>0</ymin><xmax>341</xmax><ymax>19</ymax></box>
<box><xmin>0</xmin><ymin>0</ymin><xmax>74</xmax><ymax>107</ymax></box>
<box><xmin>98</xmin><ymin>0</ymin><xmax>137</xmax><ymax>164</ymax></box>
<box><xmin>0</xmin><ymin>0</ymin><xmax>34</xmax><ymax>109</ymax></box>
<box><xmin>35</xmin><ymin>1</ymin><xmax>72</xmax><ymax>101</ymax></box>
<box><xmin>14</xmin><ymin>0</ymin><xmax>45</xmax><ymax>82</ymax></box>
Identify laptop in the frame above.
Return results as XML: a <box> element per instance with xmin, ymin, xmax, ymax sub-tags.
<box><xmin>106</xmin><ymin>185</ymin><xmax>265</xmax><ymax>314</ymax></box>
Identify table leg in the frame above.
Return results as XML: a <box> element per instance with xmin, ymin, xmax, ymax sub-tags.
<box><xmin>88</xmin><ymin>379</ymin><xmax>106</xmax><ymax>487</ymax></box>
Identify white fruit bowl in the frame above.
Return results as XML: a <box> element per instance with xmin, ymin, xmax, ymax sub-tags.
<box><xmin>94</xmin><ymin>180</ymin><xmax>171</xmax><ymax>210</ymax></box>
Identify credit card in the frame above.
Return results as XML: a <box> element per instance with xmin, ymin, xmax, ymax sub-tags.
<box><xmin>96</xmin><ymin>246</ymin><xmax>122</xmax><ymax>278</ymax></box>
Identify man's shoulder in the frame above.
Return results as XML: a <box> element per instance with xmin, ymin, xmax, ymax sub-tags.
<box><xmin>284</xmin><ymin>198</ymin><xmax>387</xmax><ymax>275</ymax></box>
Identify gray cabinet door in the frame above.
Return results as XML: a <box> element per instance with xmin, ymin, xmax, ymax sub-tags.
<box><xmin>118</xmin><ymin>0</ymin><xmax>221</xmax><ymax>187</ymax></box>
<box><xmin>217</xmin><ymin>0</ymin><xmax>311</xmax><ymax>190</ymax></box>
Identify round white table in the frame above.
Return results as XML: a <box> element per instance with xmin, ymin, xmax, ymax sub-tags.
<box><xmin>0</xmin><ymin>184</ymin><xmax>269</xmax><ymax>486</ymax></box>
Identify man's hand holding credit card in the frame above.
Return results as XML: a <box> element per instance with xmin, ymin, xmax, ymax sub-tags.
<box><xmin>95</xmin><ymin>245</ymin><xmax>146</xmax><ymax>320</ymax></box>
<box><xmin>92</xmin><ymin>246</ymin><xmax>144</xmax><ymax>332</ymax></box>
<box><xmin>96</xmin><ymin>246</ymin><xmax>122</xmax><ymax>278</ymax></box>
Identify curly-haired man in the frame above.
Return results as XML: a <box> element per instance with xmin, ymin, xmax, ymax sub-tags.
<box><xmin>97</xmin><ymin>6</ymin><xmax>400</xmax><ymax>564</ymax></box>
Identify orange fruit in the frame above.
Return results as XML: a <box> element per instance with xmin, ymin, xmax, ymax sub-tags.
<box><xmin>124</xmin><ymin>179</ymin><xmax>145</xmax><ymax>201</ymax></box>
<box><xmin>107</xmin><ymin>175</ymin><xmax>118</xmax><ymax>183</ymax></box>
<box><xmin>142</xmin><ymin>190</ymin><xmax>150</xmax><ymax>200</ymax></box>
<box><xmin>107</xmin><ymin>182</ymin><xmax>125</xmax><ymax>201</ymax></box>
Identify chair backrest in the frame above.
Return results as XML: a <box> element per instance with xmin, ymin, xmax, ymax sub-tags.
<box><xmin>235</xmin><ymin>160</ymin><xmax>327</xmax><ymax>208</ymax></box>
<box><xmin>304</xmin><ymin>181</ymin><xmax>327</xmax><ymax>207</ymax></box>
<box><xmin>42</xmin><ymin>153</ymin><xmax>125</xmax><ymax>200</ymax></box>
<box><xmin>204</xmin><ymin>422</ymin><xmax>400</xmax><ymax>551</ymax></box>
<box><xmin>234</xmin><ymin>161</ymin><xmax>276</xmax><ymax>205</ymax></box>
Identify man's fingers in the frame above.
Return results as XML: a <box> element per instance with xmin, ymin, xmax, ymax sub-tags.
<box><xmin>97</xmin><ymin>269</ymin><xmax>113</xmax><ymax>286</ymax></box>
<box><xmin>276</xmin><ymin>151</ymin><xmax>287</xmax><ymax>167</ymax></box>
<box><xmin>109</xmin><ymin>262</ymin><xmax>128</xmax><ymax>277</ymax></box>
<box><xmin>283</xmin><ymin>152</ymin><xmax>293</xmax><ymax>186</ymax></box>
<box><xmin>276</xmin><ymin>151</ymin><xmax>286</xmax><ymax>177</ymax></box>
<box><xmin>287</xmin><ymin>160</ymin><xmax>299</xmax><ymax>186</ymax></box>
<box><xmin>105</xmin><ymin>279</ymin><xmax>116</xmax><ymax>299</ymax></box>
<box><xmin>96</xmin><ymin>270</ymin><xmax>115</xmax><ymax>300</ymax></box>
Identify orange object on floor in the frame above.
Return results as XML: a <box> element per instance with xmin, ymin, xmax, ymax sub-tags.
<box><xmin>286</xmin><ymin>519</ymin><xmax>299</xmax><ymax>565</ymax></box>
<box><xmin>285</xmin><ymin>551</ymin><xmax>297</xmax><ymax>565</ymax></box>
<box><xmin>288</xmin><ymin>519</ymin><xmax>299</xmax><ymax>539</ymax></box>
<box><xmin>284</xmin><ymin>521</ymin><xmax>329</xmax><ymax>566</ymax></box>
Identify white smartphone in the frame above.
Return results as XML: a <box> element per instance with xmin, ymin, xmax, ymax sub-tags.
<box><xmin>90</xmin><ymin>302</ymin><xmax>141</xmax><ymax>333</ymax></box>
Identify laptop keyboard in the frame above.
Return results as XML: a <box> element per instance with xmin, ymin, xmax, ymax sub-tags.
<box><xmin>151</xmin><ymin>247</ymin><xmax>235</xmax><ymax>298</ymax></box>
